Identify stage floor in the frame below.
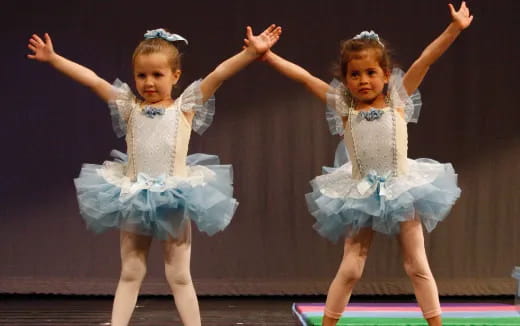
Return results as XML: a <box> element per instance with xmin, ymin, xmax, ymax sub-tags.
<box><xmin>1</xmin><ymin>295</ymin><xmax>295</xmax><ymax>325</ymax></box>
<box><xmin>0</xmin><ymin>295</ymin><xmax>516</xmax><ymax>325</ymax></box>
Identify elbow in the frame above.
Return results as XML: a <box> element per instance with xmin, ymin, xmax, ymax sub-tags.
<box><xmin>411</xmin><ymin>58</ymin><xmax>431</xmax><ymax>73</ymax></box>
<box><xmin>416</xmin><ymin>49</ymin><xmax>438</xmax><ymax>67</ymax></box>
<box><xmin>90</xmin><ymin>77</ymin><xmax>105</xmax><ymax>92</ymax></box>
<box><xmin>299</xmin><ymin>71</ymin><xmax>314</xmax><ymax>87</ymax></box>
<box><xmin>210</xmin><ymin>65</ymin><xmax>228</xmax><ymax>83</ymax></box>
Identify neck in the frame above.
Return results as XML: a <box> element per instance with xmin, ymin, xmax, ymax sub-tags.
<box><xmin>355</xmin><ymin>94</ymin><xmax>387</xmax><ymax>110</ymax></box>
<box><xmin>144</xmin><ymin>98</ymin><xmax>174</xmax><ymax>107</ymax></box>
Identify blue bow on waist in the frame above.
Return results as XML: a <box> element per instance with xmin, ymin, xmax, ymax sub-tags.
<box><xmin>357</xmin><ymin>171</ymin><xmax>393</xmax><ymax>212</ymax></box>
<box><xmin>120</xmin><ymin>173</ymin><xmax>168</xmax><ymax>200</ymax></box>
<box><xmin>137</xmin><ymin>173</ymin><xmax>166</xmax><ymax>188</ymax></box>
<box><xmin>359</xmin><ymin>108</ymin><xmax>384</xmax><ymax>121</ymax></box>
<box><xmin>357</xmin><ymin>171</ymin><xmax>392</xmax><ymax>197</ymax></box>
<box><xmin>142</xmin><ymin>106</ymin><xmax>165</xmax><ymax>118</ymax></box>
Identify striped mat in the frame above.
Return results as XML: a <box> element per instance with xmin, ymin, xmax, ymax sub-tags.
<box><xmin>292</xmin><ymin>303</ymin><xmax>520</xmax><ymax>325</ymax></box>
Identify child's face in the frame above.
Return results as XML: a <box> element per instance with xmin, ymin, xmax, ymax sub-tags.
<box><xmin>133</xmin><ymin>52</ymin><xmax>181</xmax><ymax>104</ymax></box>
<box><xmin>344</xmin><ymin>50</ymin><xmax>389</xmax><ymax>105</ymax></box>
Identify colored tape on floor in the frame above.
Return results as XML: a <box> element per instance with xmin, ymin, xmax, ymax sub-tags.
<box><xmin>292</xmin><ymin>303</ymin><xmax>520</xmax><ymax>326</ymax></box>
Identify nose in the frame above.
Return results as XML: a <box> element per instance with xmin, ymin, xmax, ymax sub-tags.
<box><xmin>359</xmin><ymin>73</ymin><xmax>369</xmax><ymax>84</ymax></box>
<box><xmin>144</xmin><ymin>76</ymin><xmax>154</xmax><ymax>86</ymax></box>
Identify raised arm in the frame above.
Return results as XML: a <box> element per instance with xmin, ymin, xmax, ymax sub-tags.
<box><xmin>27</xmin><ymin>33</ymin><xmax>113</xmax><ymax>102</ymax></box>
<box><xmin>200</xmin><ymin>25</ymin><xmax>281</xmax><ymax>102</ymax></box>
<box><xmin>403</xmin><ymin>1</ymin><xmax>474</xmax><ymax>95</ymax></box>
<box><xmin>262</xmin><ymin>50</ymin><xmax>329</xmax><ymax>103</ymax></box>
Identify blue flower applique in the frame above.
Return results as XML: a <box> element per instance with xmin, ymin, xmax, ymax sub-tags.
<box><xmin>359</xmin><ymin>108</ymin><xmax>384</xmax><ymax>121</ymax></box>
<box><xmin>142</xmin><ymin>106</ymin><xmax>165</xmax><ymax>119</ymax></box>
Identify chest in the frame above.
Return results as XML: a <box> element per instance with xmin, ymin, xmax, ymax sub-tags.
<box><xmin>344</xmin><ymin>108</ymin><xmax>409</xmax><ymax>177</ymax></box>
<box><xmin>347</xmin><ymin>109</ymin><xmax>396</xmax><ymax>140</ymax></box>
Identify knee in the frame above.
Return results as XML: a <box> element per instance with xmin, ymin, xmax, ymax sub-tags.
<box><xmin>120</xmin><ymin>259</ymin><xmax>147</xmax><ymax>283</ymax></box>
<box><xmin>338</xmin><ymin>256</ymin><xmax>366</xmax><ymax>285</ymax></box>
<box><xmin>403</xmin><ymin>260</ymin><xmax>432</xmax><ymax>281</ymax></box>
<box><xmin>165</xmin><ymin>264</ymin><xmax>192</xmax><ymax>287</ymax></box>
<box><xmin>341</xmin><ymin>266</ymin><xmax>363</xmax><ymax>285</ymax></box>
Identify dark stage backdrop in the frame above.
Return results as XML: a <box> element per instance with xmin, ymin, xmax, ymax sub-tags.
<box><xmin>1</xmin><ymin>1</ymin><xmax>519</xmax><ymax>296</ymax></box>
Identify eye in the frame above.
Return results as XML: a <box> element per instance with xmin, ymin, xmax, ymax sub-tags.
<box><xmin>153</xmin><ymin>72</ymin><xmax>164</xmax><ymax>78</ymax></box>
<box><xmin>136</xmin><ymin>73</ymin><xmax>145</xmax><ymax>79</ymax></box>
<box><xmin>350</xmin><ymin>71</ymin><xmax>359</xmax><ymax>77</ymax></box>
<box><xmin>367</xmin><ymin>70</ymin><xmax>376</xmax><ymax>76</ymax></box>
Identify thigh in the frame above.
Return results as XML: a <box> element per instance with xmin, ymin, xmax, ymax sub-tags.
<box><xmin>119</xmin><ymin>230</ymin><xmax>153</xmax><ymax>262</ymax></box>
<box><xmin>162</xmin><ymin>222</ymin><xmax>192</xmax><ymax>265</ymax></box>
<box><xmin>343</xmin><ymin>227</ymin><xmax>375</xmax><ymax>258</ymax></box>
<box><xmin>397</xmin><ymin>219</ymin><xmax>426</xmax><ymax>260</ymax></box>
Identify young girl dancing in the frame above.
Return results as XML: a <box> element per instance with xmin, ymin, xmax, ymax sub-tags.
<box><xmin>250</xmin><ymin>3</ymin><xmax>472</xmax><ymax>325</ymax></box>
<box><xmin>27</xmin><ymin>25</ymin><xmax>281</xmax><ymax>326</ymax></box>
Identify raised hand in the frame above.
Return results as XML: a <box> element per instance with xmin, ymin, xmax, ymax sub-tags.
<box><xmin>449</xmin><ymin>1</ymin><xmax>474</xmax><ymax>30</ymax></box>
<box><xmin>243</xmin><ymin>24</ymin><xmax>282</xmax><ymax>55</ymax></box>
<box><xmin>27</xmin><ymin>33</ymin><xmax>56</xmax><ymax>62</ymax></box>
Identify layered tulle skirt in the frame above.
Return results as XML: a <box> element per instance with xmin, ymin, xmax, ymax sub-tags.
<box><xmin>306</xmin><ymin>158</ymin><xmax>461</xmax><ymax>242</ymax></box>
<box><xmin>74</xmin><ymin>151</ymin><xmax>238</xmax><ymax>239</ymax></box>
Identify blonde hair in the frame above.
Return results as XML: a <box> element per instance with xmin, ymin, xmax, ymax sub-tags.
<box><xmin>132</xmin><ymin>36</ymin><xmax>182</xmax><ymax>72</ymax></box>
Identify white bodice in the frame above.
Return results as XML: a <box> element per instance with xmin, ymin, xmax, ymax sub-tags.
<box><xmin>123</xmin><ymin>101</ymin><xmax>193</xmax><ymax>180</ymax></box>
<box><xmin>129</xmin><ymin>104</ymin><xmax>180</xmax><ymax>178</ymax></box>
<box><xmin>109</xmin><ymin>79</ymin><xmax>215</xmax><ymax>181</ymax></box>
<box><xmin>325</xmin><ymin>69</ymin><xmax>422</xmax><ymax>180</ymax></box>
<box><xmin>343</xmin><ymin>108</ymin><xmax>409</xmax><ymax>179</ymax></box>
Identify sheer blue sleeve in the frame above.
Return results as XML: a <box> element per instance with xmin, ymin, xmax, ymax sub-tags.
<box><xmin>387</xmin><ymin>68</ymin><xmax>422</xmax><ymax>123</ymax></box>
<box><xmin>325</xmin><ymin>79</ymin><xmax>350</xmax><ymax>136</ymax></box>
<box><xmin>108</xmin><ymin>79</ymin><xmax>138</xmax><ymax>137</ymax></box>
<box><xmin>179</xmin><ymin>79</ymin><xmax>216</xmax><ymax>135</ymax></box>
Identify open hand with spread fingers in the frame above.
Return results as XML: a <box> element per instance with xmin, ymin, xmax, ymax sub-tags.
<box><xmin>27</xmin><ymin>33</ymin><xmax>56</xmax><ymax>62</ymax></box>
<box><xmin>243</xmin><ymin>24</ymin><xmax>282</xmax><ymax>56</ymax></box>
<box><xmin>449</xmin><ymin>1</ymin><xmax>474</xmax><ymax>30</ymax></box>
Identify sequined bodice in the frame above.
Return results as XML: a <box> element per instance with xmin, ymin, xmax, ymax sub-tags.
<box><xmin>344</xmin><ymin>107</ymin><xmax>409</xmax><ymax>179</ymax></box>
<box><xmin>130</xmin><ymin>106</ymin><xmax>178</xmax><ymax>177</ymax></box>
<box><xmin>109</xmin><ymin>79</ymin><xmax>213</xmax><ymax>181</ymax></box>
<box><xmin>124</xmin><ymin>102</ymin><xmax>192</xmax><ymax>180</ymax></box>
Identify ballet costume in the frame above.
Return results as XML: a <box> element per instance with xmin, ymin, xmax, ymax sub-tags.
<box><xmin>74</xmin><ymin>79</ymin><xmax>238</xmax><ymax>239</ymax></box>
<box><xmin>307</xmin><ymin>69</ymin><xmax>461</xmax><ymax>242</ymax></box>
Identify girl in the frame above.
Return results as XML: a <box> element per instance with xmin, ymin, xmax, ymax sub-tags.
<box><xmin>250</xmin><ymin>3</ymin><xmax>472</xmax><ymax>326</ymax></box>
<box><xmin>27</xmin><ymin>25</ymin><xmax>281</xmax><ymax>326</ymax></box>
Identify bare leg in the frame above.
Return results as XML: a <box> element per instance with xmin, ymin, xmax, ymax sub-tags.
<box><xmin>426</xmin><ymin>315</ymin><xmax>443</xmax><ymax>326</ymax></box>
<box><xmin>323</xmin><ymin>228</ymin><xmax>375</xmax><ymax>326</ymax></box>
<box><xmin>111</xmin><ymin>230</ymin><xmax>152</xmax><ymax>326</ymax></box>
<box><xmin>398</xmin><ymin>219</ymin><xmax>442</xmax><ymax>326</ymax></box>
<box><xmin>162</xmin><ymin>222</ymin><xmax>201</xmax><ymax>326</ymax></box>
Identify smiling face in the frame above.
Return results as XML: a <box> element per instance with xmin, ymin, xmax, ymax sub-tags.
<box><xmin>133</xmin><ymin>52</ymin><xmax>181</xmax><ymax>105</ymax></box>
<box><xmin>345</xmin><ymin>49</ymin><xmax>389</xmax><ymax>108</ymax></box>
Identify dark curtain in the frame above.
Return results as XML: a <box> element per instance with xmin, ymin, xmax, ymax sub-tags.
<box><xmin>0</xmin><ymin>0</ymin><xmax>518</xmax><ymax>295</ymax></box>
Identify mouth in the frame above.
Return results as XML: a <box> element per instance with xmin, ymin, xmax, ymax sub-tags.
<box><xmin>358</xmin><ymin>88</ymin><xmax>371</xmax><ymax>93</ymax></box>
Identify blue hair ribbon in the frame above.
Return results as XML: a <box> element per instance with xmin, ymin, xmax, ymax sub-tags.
<box><xmin>353</xmin><ymin>30</ymin><xmax>384</xmax><ymax>47</ymax></box>
<box><xmin>144</xmin><ymin>28</ymin><xmax>188</xmax><ymax>45</ymax></box>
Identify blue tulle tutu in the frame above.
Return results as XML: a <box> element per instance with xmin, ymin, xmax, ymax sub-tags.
<box><xmin>306</xmin><ymin>158</ymin><xmax>461</xmax><ymax>242</ymax></box>
<box><xmin>74</xmin><ymin>151</ymin><xmax>238</xmax><ymax>239</ymax></box>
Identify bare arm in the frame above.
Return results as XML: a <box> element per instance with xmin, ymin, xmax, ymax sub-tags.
<box><xmin>262</xmin><ymin>50</ymin><xmax>329</xmax><ymax>103</ymax></box>
<box><xmin>200</xmin><ymin>25</ymin><xmax>281</xmax><ymax>102</ymax></box>
<box><xmin>403</xmin><ymin>2</ymin><xmax>474</xmax><ymax>95</ymax></box>
<box><xmin>28</xmin><ymin>33</ymin><xmax>113</xmax><ymax>102</ymax></box>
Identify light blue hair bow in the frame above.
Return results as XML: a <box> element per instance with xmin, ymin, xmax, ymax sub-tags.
<box><xmin>144</xmin><ymin>28</ymin><xmax>188</xmax><ymax>45</ymax></box>
<box><xmin>353</xmin><ymin>30</ymin><xmax>384</xmax><ymax>47</ymax></box>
